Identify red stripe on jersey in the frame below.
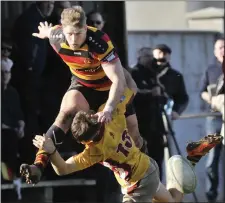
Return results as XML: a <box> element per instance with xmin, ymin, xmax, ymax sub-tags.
<box><xmin>77</xmin><ymin>79</ymin><xmax>112</xmax><ymax>88</ymax></box>
<box><xmin>58</xmin><ymin>53</ymin><xmax>97</xmax><ymax>64</ymax></box>
<box><xmin>102</xmin><ymin>33</ymin><xmax>110</xmax><ymax>42</ymax></box>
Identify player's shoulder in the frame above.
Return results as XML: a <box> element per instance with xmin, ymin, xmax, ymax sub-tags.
<box><xmin>86</xmin><ymin>26</ymin><xmax>112</xmax><ymax>54</ymax></box>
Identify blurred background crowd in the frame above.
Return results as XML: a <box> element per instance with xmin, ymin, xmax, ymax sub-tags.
<box><xmin>1</xmin><ymin>1</ymin><xmax>224</xmax><ymax>203</ymax></box>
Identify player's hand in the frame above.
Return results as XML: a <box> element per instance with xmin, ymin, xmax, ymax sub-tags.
<box><xmin>33</xmin><ymin>134</ymin><xmax>56</xmax><ymax>154</ymax></box>
<box><xmin>20</xmin><ymin>164</ymin><xmax>42</xmax><ymax>185</ymax></box>
<box><xmin>32</xmin><ymin>21</ymin><xmax>52</xmax><ymax>39</ymax></box>
<box><xmin>211</xmin><ymin>94</ymin><xmax>224</xmax><ymax>112</ymax></box>
<box><xmin>94</xmin><ymin>110</ymin><xmax>112</xmax><ymax>123</ymax></box>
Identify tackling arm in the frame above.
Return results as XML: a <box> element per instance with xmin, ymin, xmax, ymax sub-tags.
<box><xmin>50</xmin><ymin>147</ymin><xmax>103</xmax><ymax>176</ymax></box>
<box><xmin>102</xmin><ymin>59</ymin><xmax>127</xmax><ymax>112</ymax></box>
<box><xmin>50</xmin><ymin>151</ymin><xmax>76</xmax><ymax>176</ymax></box>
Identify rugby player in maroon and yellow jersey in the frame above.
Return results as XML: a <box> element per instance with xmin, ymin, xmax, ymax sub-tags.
<box><xmin>20</xmin><ymin>6</ymin><xmax>146</xmax><ymax>183</ymax></box>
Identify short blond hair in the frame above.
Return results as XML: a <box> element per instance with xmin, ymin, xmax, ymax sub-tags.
<box><xmin>61</xmin><ymin>6</ymin><xmax>86</xmax><ymax>28</ymax></box>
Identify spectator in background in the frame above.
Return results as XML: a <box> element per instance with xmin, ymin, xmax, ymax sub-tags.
<box><xmin>131</xmin><ymin>45</ymin><xmax>189</xmax><ymax>179</ymax></box>
<box><xmin>130</xmin><ymin>47</ymin><xmax>166</xmax><ymax>180</ymax></box>
<box><xmin>200</xmin><ymin>38</ymin><xmax>224</xmax><ymax>202</ymax></box>
<box><xmin>152</xmin><ymin>44</ymin><xmax>189</xmax><ymax>119</ymax></box>
<box><xmin>211</xmin><ymin>74</ymin><xmax>224</xmax><ymax>142</ymax></box>
<box><xmin>11</xmin><ymin>1</ymin><xmax>54</xmax><ymax>162</ymax></box>
<box><xmin>1</xmin><ymin>42</ymin><xmax>25</xmax><ymax>200</ymax></box>
<box><xmin>86</xmin><ymin>10</ymin><xmax>105</xmax><ymax>31</ymax></box>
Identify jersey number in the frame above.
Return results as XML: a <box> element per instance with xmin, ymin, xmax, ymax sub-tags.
<box><xmin>117</xmin><ymin>130</ymin><xmax>132</xmax><ymax>157</ymax></box>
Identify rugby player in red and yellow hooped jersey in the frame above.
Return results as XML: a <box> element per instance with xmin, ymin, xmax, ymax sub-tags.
<box><xmin>20</xmin><ymin>6</ymin><xmax>146</xmax><ymax>183</ymax></box>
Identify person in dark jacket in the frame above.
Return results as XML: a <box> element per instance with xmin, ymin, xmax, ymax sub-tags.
<box><xmin>152</xmin><ymin>44</ymin><xmax>189</xmax><ymax>118</ymax></box>
<box><xmin>11</xmin><ymin>2</ymin><xmax>54</xmax><ymax>159</ymax></box>
<box><xmin>130</xmin><ymin>45</ymin><xmax>189</xmax><ymax>179</ymax></box>
<box><xmin>1</xmin><ymin>48</ymin><xmax>25</xmax><ymax>200</ymax></box>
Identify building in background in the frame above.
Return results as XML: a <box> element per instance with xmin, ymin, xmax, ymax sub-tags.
<box><xmin>125</xmin><ymin>1</ymin><xmax>224</xmax><ymax>33</ymax></box>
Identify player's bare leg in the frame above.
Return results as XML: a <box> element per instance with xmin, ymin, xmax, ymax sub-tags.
<box><xmin>20</xmin><ymin>90</ymin><xmax>89</xmax><ymax>184</ymax></box>
<box><xmin>153</xmin><ymin>182</ymin><xmax>183</xmax><ymax>203</ymax></box>
<box><xmin>153</xmin><ymin>133</ymin><xmax>223</xmax><ymax>203</ymax></box>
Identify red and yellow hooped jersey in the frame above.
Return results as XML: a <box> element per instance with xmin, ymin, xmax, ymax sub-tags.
<box><xmin>49</xmin><ymin>25</ymin><xmax>118</xmax><ymax>91</ymax></box>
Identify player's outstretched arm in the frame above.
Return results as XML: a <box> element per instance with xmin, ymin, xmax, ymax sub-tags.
<box><xmin>32</xmin><ymin>134</ymin><xmax>76</xmax><ymax>176</ymax></box>
<box><xmin>32</xmin><ymin>22</ymin><xmax>53</xmax><ymax>39</ymax></box>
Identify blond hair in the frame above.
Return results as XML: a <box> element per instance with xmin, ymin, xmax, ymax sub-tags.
<box><xmin>61</xmin><ymin>6</ymin><xmax>86</xmax><ymax>28</ymax></box>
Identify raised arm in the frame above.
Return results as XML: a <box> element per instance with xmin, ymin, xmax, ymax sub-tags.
<box><xmin>32</xmin><ymin>22</ymin><xmax>53</xmax><ymax>39</ymax></box>
<box><xmin>32</xmin><ymin>135</ymin><xmax>103</xmax><ymax>175</ymax></box>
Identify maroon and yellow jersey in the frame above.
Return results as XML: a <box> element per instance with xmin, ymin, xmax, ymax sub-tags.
<box><xmin>72</xmin><ymin>88</ymin><xmax>150</xmax><ymax>193</ymax></box>
<box><xmin>49</xmin><ymin>25</ymin><xmax>118</xmax><ymax>91</ymax></box>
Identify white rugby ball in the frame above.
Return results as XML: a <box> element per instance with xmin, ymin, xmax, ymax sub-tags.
<box><xmin>167</xmin><ymin>155</ymin><xmax>197</xmax><ymax>194</ymax></box>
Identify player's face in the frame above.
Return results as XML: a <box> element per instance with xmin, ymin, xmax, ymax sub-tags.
<box><xmin>63</xmin><ymin>25</ymin><xmax>87</xmax><ymax>50</ymax></box>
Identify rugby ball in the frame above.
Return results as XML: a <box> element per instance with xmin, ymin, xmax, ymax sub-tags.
<box><xmin>167</xmin><ymin>155</ymin><xmax>197</xmax><ymax>194</ymax></box>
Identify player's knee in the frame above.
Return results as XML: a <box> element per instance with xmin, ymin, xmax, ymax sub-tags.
<box><xmin>61</xmin><ymin>90</ymin><xmax>89</xmax><ymax>112</ymax></box>
<box><xmin>54</xmin><ymin>110</ymin><xmax>75</xmax><ymax>130</ymax></box>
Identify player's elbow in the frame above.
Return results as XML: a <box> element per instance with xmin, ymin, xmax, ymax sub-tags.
<box><xmin>53</xmin><ymin>165</ymin><xmax>69</xmax><ymax>176</ymax></box>
<box><xmin>55</xmin><ymin>171</ymin><xmax>65</xmax><ymax>176</ymax></box>
<box><xmin>55</xmin><ymin>168</ymin><xmax>69</xmax><ymax>176</ymax></box>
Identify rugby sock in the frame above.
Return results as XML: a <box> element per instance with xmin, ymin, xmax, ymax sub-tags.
<box><xmin>186</xmin><ymin>155</ymin><xmax>202</xmax><ymax>166</ymax></box>
<box><xmin>34</xmin><ymin>125</ymin><xmax>66</xmax><ymax>170</ymax></box>
<box><xmin>186</xmin><ymin>134</ymin><xmax>223</xmax><ymax>167</ymax></box>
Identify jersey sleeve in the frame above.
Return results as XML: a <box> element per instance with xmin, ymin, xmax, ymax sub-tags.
<box><xmin>49</xmin><ymin>25</ymin><xmax>65</xmax><ymax>51</ymax></box>
<box><xmin>87</xmin><ymin>29</ymin><xmax>119</xmax><ymax>63</ymax></box>
<box><xmin>72</xmin><ymin>146</ymin><xmax>103</xmax><ymax>172</ymax></box>
<box><xmin>98</xmin><ymin>33</ymin><xmax>118</xmax><ymax>63</ymax></box>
